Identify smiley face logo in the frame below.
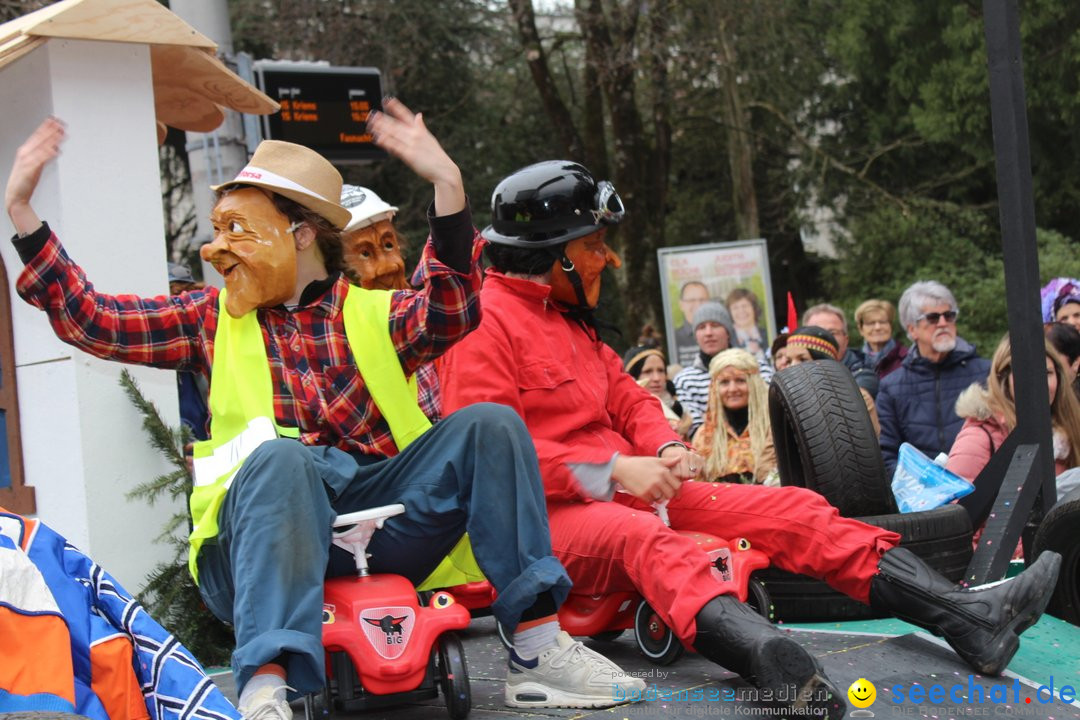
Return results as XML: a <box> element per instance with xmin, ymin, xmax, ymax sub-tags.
<box><xmin>848</xmin><ymin>678</ymin><xmax>877</xmax><ymax>709</ymax></box>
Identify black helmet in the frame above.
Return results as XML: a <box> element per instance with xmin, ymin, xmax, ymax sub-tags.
<box><xmin>482</xmin><ymin>160</ymin><xmax>624</xmax><ymax>247</ymax></box>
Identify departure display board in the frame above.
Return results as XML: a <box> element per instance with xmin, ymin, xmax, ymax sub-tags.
<box><xmin>253</xmin><ymin>61</ymin><xmax>386</xmax><ymax>163</ymax></box>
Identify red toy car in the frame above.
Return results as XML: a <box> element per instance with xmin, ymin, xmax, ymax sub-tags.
<box><xmin>494</xmin><ymin>529</ymin><xmax>771</xmax><ymax>665</ymax></box>
<box><xmin>307</xmin><ymin>505</ymin><xmax>472</xmax><ymax>719</ymax></box>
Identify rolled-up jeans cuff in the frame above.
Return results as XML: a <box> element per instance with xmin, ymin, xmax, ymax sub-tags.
<box><xmin>232</xmin><ymin>629</ymin><xmax>325</xmax><ymax>697</ymax></box>
<box><xmin>490</xmin><ymin>556</ymin><xmax>572</xmax><ymax>631</ymax></box>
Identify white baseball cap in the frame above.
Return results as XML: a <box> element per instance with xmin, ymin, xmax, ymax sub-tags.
<box><xmin>340</xmin><ymin>184</ymin><xmax>398</xmax><ymax>233</ymax></box>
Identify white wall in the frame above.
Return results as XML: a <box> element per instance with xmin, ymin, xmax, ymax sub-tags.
<box><xmin>0</xmin><ymin>39</ymin><xmax>184</xmax><ymax>592</ymax></box>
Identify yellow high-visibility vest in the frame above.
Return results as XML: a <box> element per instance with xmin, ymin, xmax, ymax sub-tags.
<box><xmin>187</xmin><ymin>286</ymin><xmax>482</xmax><ymax>590</ymax></box>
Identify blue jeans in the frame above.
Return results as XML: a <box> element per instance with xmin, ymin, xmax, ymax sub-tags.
<box><xmin>196</xmin><ymin>403</ymin><xmax>570</xmax><ymax>694</ymax></box>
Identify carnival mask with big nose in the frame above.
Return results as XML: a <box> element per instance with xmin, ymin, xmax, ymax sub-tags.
<box><xmin>550</xmin><ymin>229</ymin><xmax>622</xmax><ymax>308</ymax></box>
<box><xmin>202</xmin><ymin>187</ymin><xmax>298</xmax><ymax>318</ymax></box>
<box><xmin>344</xmin><ymin>219</ymin><xmax>408</xmax><ymax>290</ymax></box>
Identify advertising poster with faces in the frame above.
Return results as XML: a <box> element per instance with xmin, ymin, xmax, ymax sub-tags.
<box><xmin>657</xmin><ymin>240</ymin><xmax>776</xmax><ymax>368</ymax></box>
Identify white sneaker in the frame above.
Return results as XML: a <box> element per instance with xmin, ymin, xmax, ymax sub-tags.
<box><xmin>505</xmin><ymin>630</ymin><xmax>646</xmax><ymax>708</ymax></box>
<box><xmin>238</xmin><ymin>684</ymin><xmax>293</xmax><ymax>720</ymax></box>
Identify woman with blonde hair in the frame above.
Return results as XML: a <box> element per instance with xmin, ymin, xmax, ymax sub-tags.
<box><xmin>855</xmin><ymin>298</ymin><xmax>908</xmax><ymax>378</ymax></box>
<box><xmin>948</xmin><ymin>334</ymin><xmax>1080</xmax><ymax>491</ymax></box>
<box><xmin>947</xmin><ymin>334</ymin><xmax>1080</xmax><ymax>557</ymax></box>
<box><xmin>692</xmin><ymin>348</ymin><xmax>778</xmax><ymax>485</ymax></box>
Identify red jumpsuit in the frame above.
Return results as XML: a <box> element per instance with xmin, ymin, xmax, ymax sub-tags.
<box><xmin>439</xmin><ymin>272</ymin><xmax>899</xmax><ymax>643</ymax></box>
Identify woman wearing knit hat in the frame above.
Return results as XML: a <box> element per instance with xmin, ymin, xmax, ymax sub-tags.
<box><xmin>784</xmin><ymin>326</ymin><xmax>881</xmax><ymax>436</ymax></box>
<box><xmin>693</xmin><ymin>348</ymin><xmax>778</xmax><ymax>484</ymax></box>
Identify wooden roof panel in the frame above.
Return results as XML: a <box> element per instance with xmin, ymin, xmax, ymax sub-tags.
<box><xmin>16</xmin><ymin>0</ymin><xmax>215</xmax><ymax>48</ymax></box>
<box><xmin>0</xmin><ymin>0</ymin><xmax>278</xmax><ymax>138</ymax></box>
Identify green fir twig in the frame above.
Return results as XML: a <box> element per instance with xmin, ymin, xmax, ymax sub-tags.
<box><xmin>119</xmin><ymin>369</ymin><xmax>233</xmax><ymax>666</ymax></box>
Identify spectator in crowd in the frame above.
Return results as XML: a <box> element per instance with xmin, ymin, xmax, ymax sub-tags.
<box><xmin>673</xmin><ymin>280</ymin><xmax>710</xmax><ymax>366</ymax></box>
<box><xmin>6</xmin><ymin>108</ymin><xmax>638</xmax><ymax>718</ymax></box>
<box><xmin>1040</xmin><ymin>277</ymin><xmax>1080</xmax><ymax>331</ymax></box>
<box><xmin>947</xmin><ymin>335</ymin><xmax>1080</xmax><ymax>547</ymax></box>
<box><xmin>855</xmin><ymin>298</ymin><xmax>908</xmax><ymax>379</ymax></box>
<box><xmin>726</xmin><ymin>287</ymin><xmax>768</xmax><ymax>361</ymax></box>
<box><xmin>782</xmin><ymin>326</ymin><xmax>880</xmax><ymax>437</ymax></box>
<box><xmin>771</xmin><ymin>332</ymin><xmax>793</xmax><ymax>372</ymax></box>
<box><xmin>878</xmin><ymin>281</ymin><xmax>991</xmax><ymax>478</ymax></box>
<box><xmin>673</xmin><ymin>300</ymin><xmax>736</xmax><ymax>437</ymax></box>
<box><xmin>438</xmin><ymin>159</ymin><xmax>1061</xmax><ymax>720</ymax></box>
<box><xmin>636</xmin><ymin>322</ymin><xmax>664</xmax><ymax>349</ymax></box>
<box><xmin>803</xmin><ymin>302</ymin><xmax>880</xmax><ymax>397</ymax></box>
<box><xmin>692</xmin><ymin>348</ymin><xmax>777</xmax><ymax>485</ymax></box>
<box><xmin>168</xmin><ymin>261</ymin><xmax>210</xmax><ymax>441</ymax></box>
<box><xmin>624</xmin><ymin>344</ymin><xmax>692</xmax><ymax>438</ymax></box>
<box><xmin>1045</xmin><ymin>321</ymin><xmax>1080</xmax><ymax>401</ymax></box>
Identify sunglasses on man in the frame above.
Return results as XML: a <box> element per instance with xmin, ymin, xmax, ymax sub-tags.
<box><xmin>917</xmin><ymin>310</ymin><xmax>958</xmax><ymax>324</ymax></box>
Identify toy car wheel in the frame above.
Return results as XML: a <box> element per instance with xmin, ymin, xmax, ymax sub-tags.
<box><xmin>588</xmin><ymin>629</ymin><xmax>625</xmax><ymax>642</ymax></box>
<box><xmin>302</xmin><ymin>685</ymin><xmax>332</xmax><ymax>720</ymax></box>
<box><xmin>744</xmin><ymin>578</ymin><xmax>773</xmax><ymax>621</ymax></box>
<box><xmin>1033</xmin><ymin>486</ymin><xmax>1080</xmax><ymax>624</ymax></box>
<box><xmin>634</xmin><ymin>600</ymin><xmax>684</xmax><ymax>665</ymax></box>
<box><xmin>437</xmin><ymin>632</ymin><xmax>471</xmax><ymax>720</ymax></box>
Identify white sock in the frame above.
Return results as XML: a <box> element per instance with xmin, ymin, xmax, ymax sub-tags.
<box><xmin>512</xmin><ymin>619</ymin><xmax>560</xmax><ymax>660</ymax></box>
<box><xmin>239</xmin><ymin>671</ymin><xmax>287</xmax><ymax>709</ymax></box>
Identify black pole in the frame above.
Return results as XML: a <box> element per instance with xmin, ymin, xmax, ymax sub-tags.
<box><xmin>965</xmin><ymin>0</ymin><xmax>1056</xmax><ymax>582</ymax></box>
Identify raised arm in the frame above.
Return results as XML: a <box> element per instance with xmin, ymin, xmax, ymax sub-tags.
<box><xmin>367</xmin><ymin>98</ymin><xmax>465</xmax><ymax>217</ymax></box>
<box><xmin>367</xmin><ymin>99</ymin><xmax>482</xmax><ymax>375</ymax></box>
<box><xmin>6</xmin><ymin>118</ymin><xmax>208</xmax><ymax>371</ymax></box>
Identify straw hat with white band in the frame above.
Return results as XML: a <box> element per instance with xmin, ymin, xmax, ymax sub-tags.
<box><xmin>211</xmin><ymin>140</ymin><xmax>352</xmax><ymax>230</ymax></box>
<box><xmin>340</xmin><ymin>185</ymin><xmax>399</xmax><ymax>234</ymax></box>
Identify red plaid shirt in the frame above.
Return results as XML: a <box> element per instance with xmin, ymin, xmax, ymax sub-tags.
<box><xmin>17</xmin><ymin>228</ymin><xmax>484</xmax><ymax>458</ymax></box>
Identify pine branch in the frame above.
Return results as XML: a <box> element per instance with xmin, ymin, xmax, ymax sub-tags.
<box><xmin>119</xmin><ymin>369</ymin><xmax>233</xmax><ymax>665</ymax></box>
<box><xmin>118</xmin><ymin>369</ymin><xmax>189</xmax><ymax>472</ymax></box>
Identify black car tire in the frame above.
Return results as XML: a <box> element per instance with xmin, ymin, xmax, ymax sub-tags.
<box><xmin>770</xmin><ymin>361</ymin><xmax>895</xmax><ymax>517</ymax></box>
<box><xmin>1033</xmin><ymin>487</ymin><xmax>1080</xmax><ymax>625</ymax></box>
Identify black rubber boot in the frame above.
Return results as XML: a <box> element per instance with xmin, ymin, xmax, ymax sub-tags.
<box><xmin>693</xmin><ymin>595</ymin><xmax>846</xmax><ymax>719</ymax></box>
<box><xmin>869</xmin><ymin>547</ymin><xmax>1061</xmax><ymax>676</ymax></box>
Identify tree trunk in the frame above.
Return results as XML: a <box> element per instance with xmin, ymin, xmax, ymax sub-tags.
<box><xmin>508</xmin><ymin>0</ymin><xmax>585</xmax><ymax>160</ymax></box>
<box><xmin>717</xmin><ymin>15</ymin><xmax>760</xmax><ymax>240</ymax></box>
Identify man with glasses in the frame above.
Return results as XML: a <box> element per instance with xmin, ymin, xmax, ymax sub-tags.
<box><xmin>878</xmin><ymin>281</ymin><xmax>991</xmax><ymax>477</ymax></box>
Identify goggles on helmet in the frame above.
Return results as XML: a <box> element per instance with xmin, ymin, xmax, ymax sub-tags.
<box><xmin>592</xmin><ymin>181</ymin><xmax>624</xmax><ymax>225</ymax></box>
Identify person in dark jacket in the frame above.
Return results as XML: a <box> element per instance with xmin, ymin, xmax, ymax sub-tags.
<box><xmin>878</xmin><ymin>281</ymin><xmax>991</xmax><ymax>478</ymax></box>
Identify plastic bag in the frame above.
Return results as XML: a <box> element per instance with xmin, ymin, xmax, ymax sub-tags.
<box><xmin>891</xmin><ymin>443</ymin><xmax>974</xmax><ymax>513</ymax></box>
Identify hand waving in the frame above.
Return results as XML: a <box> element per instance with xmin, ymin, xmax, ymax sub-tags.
<box><xmin>367</xmin><ymin>98</ymin><xmax>464</xmax><ymax>217</ymax></box>
<box><xmin>6</xmin><ymin>117</ymin><xmax>65</xmax><ymax>234</ymax></box>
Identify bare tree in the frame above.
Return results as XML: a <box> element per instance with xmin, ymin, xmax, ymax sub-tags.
<box><xmin>507</xmin><ymin>0</ymin><xmax>673</xmax><ymax>337</ymax></box>
<box><xmin>159</xmin><ymin>135</ymin><xmax>198</xmax><ymax>271</ymax></box>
